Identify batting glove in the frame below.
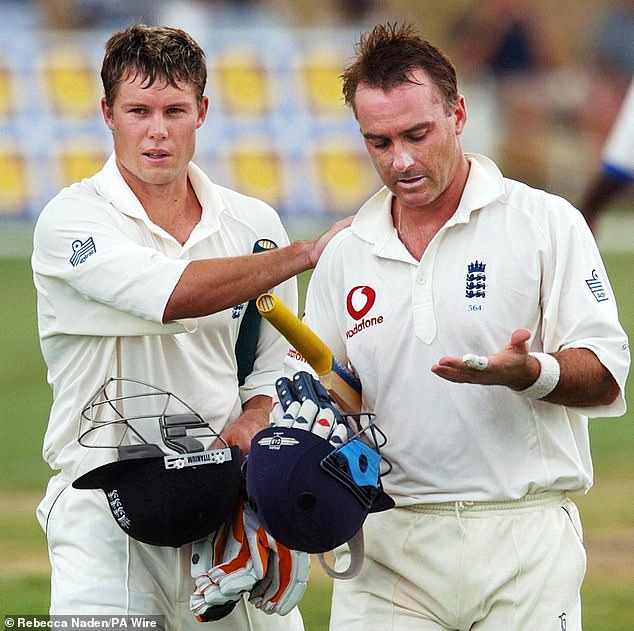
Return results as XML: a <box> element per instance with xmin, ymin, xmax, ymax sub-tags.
<box><xmin>190</xmin><ymin>501</ymin><xmax>266</xmax><ymax>621</ymax></box>
<box><xmin>271</xmin><ymin>373</ymin><xmax>350</xmax><ymax>447</ymax></box>
<box><xmin>190</xmin><ymin>500</ymin><xmax>309</xmax><ymax>620</ymax></box>
<box><xmin>248</xmin><ymin>531</ymin><xmax>310</xmax><ymax>615</ymax></box>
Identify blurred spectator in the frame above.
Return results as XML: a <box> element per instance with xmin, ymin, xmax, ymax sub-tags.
<box><xmin>450</xmin><ymin>0</ymin><xmax>552</xmax><ymax>80</ymax></box>
<box><xmin>576</xmin><ymin>1</ymin><xmax>634</xmax><ymax>154</ymax></box>
<box><xmin>38</xmin><ymin>0</ymin><xmax>276</xmax><ymax>32</ymax></box>
<box><xmin>334</xmin><ymin>0</ymin><xmax>380</xmax><ymax>25</ymax></box>
<box><xmin>157</xmin><ymin>0</ymin><xmax>285</xmax><ymax>42</ymax></box>
<box><xmin>591</xmin><ymin>0</ymin><xmax>634</xmax><ymax>81</ymax></box>
<box><xmin>448</xmin><ymin>0</ymin><xmax>558</xmax><ymax>185</ymax></box>
<box><xmin>579</xmin><ymin>77</ymin><xmax>634</xmax><ymax>233</ymax></box>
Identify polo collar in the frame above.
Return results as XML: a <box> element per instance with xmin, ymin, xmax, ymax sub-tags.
<box><xmin>450</xmin><ymin>153</ymin><xmax>505</xmax><ymax>225</ymax></box>
<box><xmin>93</xmin><ymin>154</ymin><xmax>225</xmax><ymax>234</ymax></box>
<box><xmin>351</xmin><ymin>153</ymin><xmax>505</xmax><ymax>252</ymax></box>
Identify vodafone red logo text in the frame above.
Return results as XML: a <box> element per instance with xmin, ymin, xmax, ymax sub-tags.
<box><xmin>346</xmin><ymin>285</ymin><xmax>383</xmax><ymax>339</ymax></box>
<box><xmin>346</xmin><ymin>286</ymin><xmax>376</xmax><ymax>320</ymax></box>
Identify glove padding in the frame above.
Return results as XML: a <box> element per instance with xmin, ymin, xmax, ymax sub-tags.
<box><xmin>190</xmin><ymin>500</ymin><xmax>266</xmax><ymax>618</ymax></box>
<box><xmin>190</xmin><ymin>500</ymin><xmax>309</xmax><ymax>620</ymax></box>
<box><xmin>248</xmin><ymin>527</ymin><xmax>310</xmax><ymax>615</ymax></box>
<box><xmin>271</xmin><ymin>372</ymin><xmax>351</xmax><ymax>447</ymax></box>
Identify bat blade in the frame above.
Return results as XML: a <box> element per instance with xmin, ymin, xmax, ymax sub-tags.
<box><xmin>256</xmin><ymin>292</ymin><xmax>362</xmax><ymax>413</ymax></box>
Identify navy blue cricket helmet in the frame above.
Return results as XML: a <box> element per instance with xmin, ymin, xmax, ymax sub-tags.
<box><xmin>245</xmin><ymin>372</ymin><xmax>394</xmax><ymax>554</ymax></box>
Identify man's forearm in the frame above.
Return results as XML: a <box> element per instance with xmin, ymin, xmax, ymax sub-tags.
<box><xmin>163</xmin><ymin>241</ymin><xmax>312</xmax><ymax>321</ymax></box>
<box><xmin>541</xmin><ymin>348</ymin><xmax>620</xmax><ymax>407</ymax></box>
<box><xmin>432</xmin><ymin>331</ymin><xmax>621</xmax><ymax>409</ymax></box>
<box><xmin>163</xmin><ymin>215</ymin><xmax>353</xmax><ymax>321</ymax></box>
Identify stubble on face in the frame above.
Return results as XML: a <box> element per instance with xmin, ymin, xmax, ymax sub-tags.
<box><xmin>355</xmin><ymin>69</ymin><xmax>467</xmax><ymax>215</ymax></box>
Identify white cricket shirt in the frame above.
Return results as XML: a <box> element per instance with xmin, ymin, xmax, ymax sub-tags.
<box><xmin>297</xmin><ymin>154</ymin><xmax>630</xmax><ymax>505</ymax></box>
<box><xmin>33</xmin><ymin>155</ymin><xmax>297</xmax><ymax>493</ymax></box>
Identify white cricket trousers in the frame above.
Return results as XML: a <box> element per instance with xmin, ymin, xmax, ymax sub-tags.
<box><xmin>38</xmin><ymin>478</ymin><xmax>304</xmax><ymax>631</ymax></box>
<box><xmin>330</xmin><ymin>492</ymin><xmax>586</xmax><ymax>631</ymax></box>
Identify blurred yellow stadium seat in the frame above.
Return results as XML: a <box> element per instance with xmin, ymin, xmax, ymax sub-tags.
<box><xmin>229</xmin><ymin>143</ymin><xmax>285</xmax><ymax>207</ymax></box>
<box><xmin>0</xmin><ymin>62</ymin><xmax>15</xmax><ymax>118</ymax></box>
<box><xmin>214</xmin><ymin>51</ymin><xmax>271</xmax><ymax>115</ymax></box>
<box><xmin>315</xmin><ymin>143</ymin><xmax>378</xmax><ymax>213</ymax></box>
<box><xmin>42</xmin><ymin>47</ymin><xmax>101</xmax><ymax>118</ymax></box>
<box><xmin>302</xmin><ymin>51</ymin><xmax>347</xmax><ymax>115</ymax></box>
<box><xmin>0</xmin><ymin>150</ymin><xmax>28</xmax><ymax>216</ymax></box>
<box><xmin>57</xmin><ymin>143</ymin><xmax>108</xmax><ymax>187</ymax></box>
<box><xmin>1</xmin><ymin>30</ymin><xmax>380</xmax><ymax>219</ymax></box>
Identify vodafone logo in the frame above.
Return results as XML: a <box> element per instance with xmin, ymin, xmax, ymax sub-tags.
<box><xmin>345</xmin><ymin>285</ymin><xmax>383</xmax><ymax>339</ymax></box>
<box><xmin>346</xmin><ymin>286</ymin><xmax>376</xmax><ymax>320</ymax></box>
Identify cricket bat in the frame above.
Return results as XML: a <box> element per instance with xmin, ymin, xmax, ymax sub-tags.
<box><xmin>255</xmin><ymin>292</ymin><xmax>362</xmax><ymax>413</ymax></box>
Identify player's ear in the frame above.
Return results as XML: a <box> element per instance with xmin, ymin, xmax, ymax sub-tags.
<box><xmin>101</xmin><ymin>97</ymin><xmax>115</xmax><ymax>131</ymax></box>
<box><xmin>196</xmin><ymin>95</ymin><xmax>209</xmax><ymax>129</ymax></box>
<box><xmin>453</xmin><ymin>95</ymin><xmax>467</xmax><ymax>136</ymax></box>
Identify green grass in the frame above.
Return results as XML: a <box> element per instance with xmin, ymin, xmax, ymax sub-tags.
<box><xmin>1</xmin><ymin>252</ymin><xmax>632</xmax><ymax>629</ymax></box>
<box><xmin>0</xmin><ymin>258</ymin><xmax>51</xmax><ymax>491</ymax></box>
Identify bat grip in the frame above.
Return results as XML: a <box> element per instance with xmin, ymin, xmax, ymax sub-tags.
<box><xmin>256</xmin><ymin>293</ymin><xmax>333</xmax><ymax>375</ymax></box>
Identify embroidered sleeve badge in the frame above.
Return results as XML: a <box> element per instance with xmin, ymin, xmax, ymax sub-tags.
<box><xmin>585</xmin><ymin>269</ymin><xmax>609</xmax><ymax>302</ymax></box>
<box><xmin>70</xmin><ymin>237</ymin><xmax>96</xmax><ymax>267</ymax></box>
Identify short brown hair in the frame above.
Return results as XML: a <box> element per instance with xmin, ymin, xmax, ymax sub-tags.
<box><xmin>101</xmin><ymin>25</ymin><xmax>207</xmax><ymax>106</ymax></box>
<box><xmin>342</xmin><ymin>23</ymin><xmax>458</xmax><ymax>114</ymax></box>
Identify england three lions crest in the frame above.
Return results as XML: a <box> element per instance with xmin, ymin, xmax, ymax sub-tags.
<box><xmin>466</xmin><ymin>260</ymin><xmax>486</xmax><ymax>299</ymax></box>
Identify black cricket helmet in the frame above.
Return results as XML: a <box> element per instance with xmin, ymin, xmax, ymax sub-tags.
<box><xmin>73</xmin><ymin>378</ymin><xmax>241</xmax><ymax>548</ymax></box>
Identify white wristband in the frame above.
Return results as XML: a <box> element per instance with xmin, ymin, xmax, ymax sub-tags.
<box><xmin>518</xmin><ymin>352</ymin><xmax>560</xmax><ymax>399</ymax></box>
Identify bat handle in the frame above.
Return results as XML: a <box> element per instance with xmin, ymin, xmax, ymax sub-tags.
<box><xmin>253</xmin><ymin>238</ymin><xmax>277</xmax><ymax>254</ymax></box>
<box><xmin>235</xmin><ymin>240</ymin><xmax>279</xmax><ymax>385</ymax></box>
<box><xmin>256</xmin><ymin>293</ymin><xmax>333</xmax><ymax>375</ymax></box>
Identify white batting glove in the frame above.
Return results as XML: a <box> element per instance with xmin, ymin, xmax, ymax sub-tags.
<box><xmin>190</xmin><ymin>500</ymin><xmax>309</xmax><ymax>620</ymax></box>
<box><xmin>270</xmin><ymin>400</ymin><xmax>301</xmax><ymax>428</ymax></box>
<box><xmin>248</xmin><ymin>527</ymin><xmax>310</xmax><ymax>615</ymax></box>
<box><xmin>271</xmin><ymin>377</ymin><xmax>350</xmax><ymax>447</ymax></box>
<box><xmin>190</xmin><ymin>501</ymin><xmax>266</xmax><ymax>619</ymax></box>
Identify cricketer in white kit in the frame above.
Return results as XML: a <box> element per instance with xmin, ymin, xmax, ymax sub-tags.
<box><xmin>32</xmin><ymin>155</ymin><xmax>302</xmax><ymax>630</ymax></box>
<box><xmin>295</xmin><ymin>152</ymin><xmax>630</xmax><ymax>631</ymax></box>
